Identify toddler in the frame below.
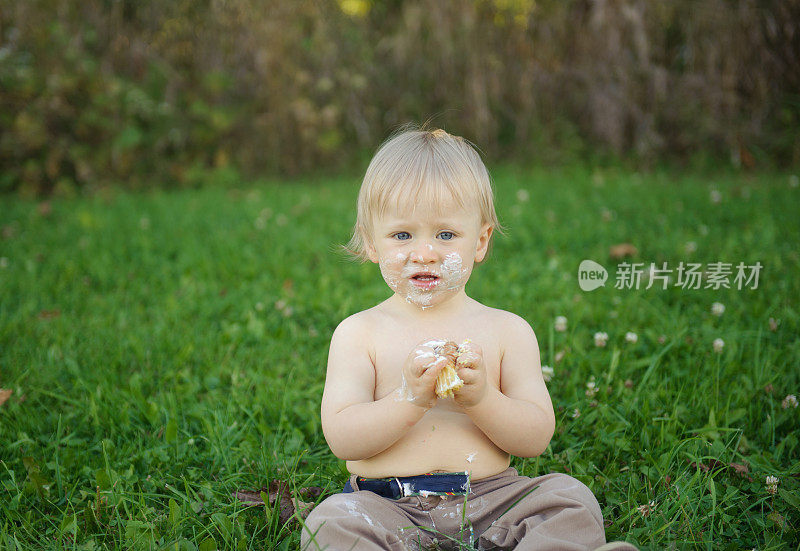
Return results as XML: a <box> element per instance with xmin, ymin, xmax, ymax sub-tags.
<box><xmin>301</xmin><ymin>128</ymin><xmax>636</xmax><ymax>550</ymax></box>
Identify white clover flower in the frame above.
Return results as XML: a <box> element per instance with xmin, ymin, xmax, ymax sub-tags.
<box><xmin>571</xmin><ymin>408</ymin><xmax>581</xmax><ymax>419</ymax></box>
<box><xmin>594</xmin><ymin>332</ymin><xmax>609</xmax><ymax>347</ymax></box>
<box><xmin>684</xmin><ymin>241</ymin><xmax>697</xmax><ymax>254</ymax></box>
<box><xmin>554</xmin><ymin>316</ymin><xmax>568</xmax><ymax>333</ymax></box>
<box><xmin>713</xmin><ymin>338</ymin><xmax>725</xmax><ymax>353</ymax></box>
<box><xmin>710</xmin><ymin>189</ymin><xmax>722</xmax><ymax>203</ymax></box>
<box><xmin>766</xmin><ymin>475</ymin><xmax>779</xmax><ymax>495</ymax></box>
<box><xmin>711</xmin><ymin>302</ymin><xmax>725</xmax><ymax>316</ymax></box>
<box><xmin>0</xmin><ymin>257</ymin><xmax>7</xmax><ymax>269</ymax></box>
<box><xmin>274</xmin><ymin>300</ymin><xmax>294</xmax><ymax>317</ymax></box>
<box><xmin>625</xmin><ymin>332</ymin><xmax>638</xmax><ymax>344</ymax></box>
<box><xmin>769</xmin><ymin>318</ymin><xmax>779</xmax><ymax>331</ymax></box>
<box><xmin>637</xmin><ymin>500</ymin><xmax>656</xmax><ymax>517</ymax></box>
<box><xmin>516</xmin><ymin>189</ymin><xmax>530</xmax><ymax>202</ymax></box>
<box><xmin>782</xmin><ymin>395</ymin><xmax>798</xmax><ymax>409</ymax></box>
<box><xmin>541</xmin><ymin>365</ymin><xmax>554</xmax><ymax>382</ymax></box>
<box><xmin>585</xmin><ymin>377</ymin><xmax>598</xmax><ymax>397</ymax></box>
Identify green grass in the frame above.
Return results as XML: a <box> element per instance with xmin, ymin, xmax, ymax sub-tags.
<box><xmin>1</xmin><ymin>166</ymin><xmax>799</xmax><ymax>550</ymax></box>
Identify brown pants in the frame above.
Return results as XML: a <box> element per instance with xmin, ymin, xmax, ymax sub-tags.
<box><xmin>301</xmin><ymin>468</ymin><xmax>608</xmax><ymax>550</ymax></box>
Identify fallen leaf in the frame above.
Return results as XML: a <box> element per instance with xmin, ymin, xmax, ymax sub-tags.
<box><xmin>233</xmin><ymin>480</ymin><xmax>324</xmax><ymax>525</ymax></box>
<box><xmin>0</xmin><ymin>388</ymin><xmax>12</xmax><ymax>406</ymax></box>
<box><xmin>609</xmin><ymin>243</ymin><xmax>638</xmax><ymax>259</ymax></box>
<box><xmin>729</xmin><ymin>462</ymin><xmax>749</xmax><ymax>474</ymax></box>
<box><xmin>729</xmin><ymin>462</ymin><xmax>753</xmax><ymax>481</ymax></box>
<box><xmin>38</xmin><ymin>309</ymin><xmax>61</xmax><ymax>320</ymax></box>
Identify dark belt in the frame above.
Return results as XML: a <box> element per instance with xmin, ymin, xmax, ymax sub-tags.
<box><xmin>343</xmin><ymin>471</ymin><xmax>470</xmax><ymax>499</ymax></box>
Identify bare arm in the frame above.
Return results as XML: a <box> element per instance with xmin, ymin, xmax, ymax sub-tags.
<box><xmin>320</xmin><ymin>316</ymin><xmax>445</xmax><ymax>461</ymax></box>
<box><xmin>456</xmin><ymin>315</ymin><xmax>555</xmax><ymax>457</ymax></box>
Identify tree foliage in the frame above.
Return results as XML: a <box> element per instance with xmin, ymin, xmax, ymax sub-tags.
<box><xmin>1</xmin><ymin>0</ymin><xmax>798</xmax><ymax>194</ymax></box>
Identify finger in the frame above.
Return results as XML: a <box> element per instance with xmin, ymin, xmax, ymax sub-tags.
<box><xmin>411</xmin><ymin>354</ymin><xmax>446</xmax><ymax>379</ymax></box>
<box><xmin>419</xmin><ymin>338</ymin><xmax>447</xmax><ymax>349</ymax></box>
<box><xmin>458</xmin><ymin>340</ymin><xmax>483</xmax><ymax>357</ymax></box>
<box><xmin>422</xmin><ymin>356</ymin><xmax>449</xmax><ymax>378</ymax></box>
<box><xmin>457</xmin><ymin>367</ymin><xmax>476</xmax><ymax>383</ymax></box>
<box><xmin>410</xmin><ymin>347</ymin><xmax>438</xmax><ymax>375</ymax></box>
<box><xmin>456</xmin><ymin>349</ymin><xmax>482</xmax><ymax>369</ymax></box>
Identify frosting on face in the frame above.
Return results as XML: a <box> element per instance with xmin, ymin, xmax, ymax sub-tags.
<box><xmin>441</xmin><ymin>252</ymin><xmax>469</xmax><ymax>291</ymax></box>
<box><xmin>378</xmin><ymin>250</ymin><xmax>471</xmax><ymax>309</ymax></box>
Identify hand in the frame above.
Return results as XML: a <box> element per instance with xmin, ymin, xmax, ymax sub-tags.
<box><xmin>453</xmin><ymin>341</ymin><xmax>488</xmax><ymax>408</ymax></box>
<box><xmin>397</xmin><ymin>340</ymin><xmax>449</xmax><ymax>409</ymax></box>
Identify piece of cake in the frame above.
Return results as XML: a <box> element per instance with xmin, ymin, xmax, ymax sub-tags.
<box><xmin>434</xmin><ymin>341</ymin><xmax>464</xmax><ymax>398</ymax></box>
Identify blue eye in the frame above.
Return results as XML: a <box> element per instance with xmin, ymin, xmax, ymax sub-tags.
<box><xmin>438</xmin><ymin>231</ymin><xmax>454</xmax><ymax>240</ymax></box>
<box><xmin>393</xmin><ymin>232</ymin><xmax>411</xmax><ymax>240</ymax></box>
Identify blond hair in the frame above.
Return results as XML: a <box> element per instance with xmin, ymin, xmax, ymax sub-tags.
<box><xmin>345</xmin><ymin>127</ymin><xmax>502</xmax><ymax>261</ymax></box>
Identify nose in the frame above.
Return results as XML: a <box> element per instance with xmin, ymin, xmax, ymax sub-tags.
<box><xmin>409</xmin><ymin>241</ymin><xmax>437</xmax><ymax>263</ymax></box>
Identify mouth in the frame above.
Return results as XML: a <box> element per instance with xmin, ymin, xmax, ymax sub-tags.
<box><xmin>410</xmin><ymin>272</ymin><xmax>441</xmax><ymax>290</ymax></box>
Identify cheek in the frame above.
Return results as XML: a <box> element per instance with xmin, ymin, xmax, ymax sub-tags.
<box><xmin>381</xmin><ymin>252</ymin><xmax>407</xmax><ymax>269</ymax></box>
<box><xmin>378</xmin><ymin>252</ymin><xmax>408</xmax><ymax>287</ymax></box>
<box><xmin>441</xmin><ymin>252</ymin><xmax>470</xmax><ymax>287</ymax></box>
<box><xmin>442</xmin><ymin>252</ymin><xmax>462</xmax><ymax>274</ymax></box>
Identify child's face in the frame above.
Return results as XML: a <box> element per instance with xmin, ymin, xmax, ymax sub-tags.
<box><xmin>366</xmin><ymin>199</ymin><xmax>493</xmax><ymax>310</ymax></box>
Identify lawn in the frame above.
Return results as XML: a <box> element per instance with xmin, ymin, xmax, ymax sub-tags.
<box><xmin>1</xmin><ymin>166</ymin><xmax>799</xmax><ymax>550</ymax></box>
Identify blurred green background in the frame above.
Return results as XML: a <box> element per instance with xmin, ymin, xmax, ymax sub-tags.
<box><xmin>1</xmin><ymin>0</ymin><xmax>799</xmax><ymax>196</ymax></box>
<box><xmin>2</xmin><ymin>3</ymin><xmax>800</xmax><ymax>548</ymax></box>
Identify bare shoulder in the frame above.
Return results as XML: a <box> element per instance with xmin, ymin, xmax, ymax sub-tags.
<box><xmin>329</xmin><ymin>306</ymin><xmax>388</xmax><ymax>358</ymax></box>
<box><xmin>475</xmin><ymin>304</ymin><xmax>538</xmax><ymax>343</ymax></box>
<box><xmin>333</xmin><ymin>309</ymin><xmax>371</xmax><ymax>336</ymax></box>
<box><xmin>332</xmin><ymin>308</ymin><xmax>377</xmax><ymax>348</ymax></box>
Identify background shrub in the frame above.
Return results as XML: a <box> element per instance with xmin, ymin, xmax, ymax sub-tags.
<box><xmin>1</xmin><ymin>0</ymin><xmax>798</xmax><ymax>195</ymax></box>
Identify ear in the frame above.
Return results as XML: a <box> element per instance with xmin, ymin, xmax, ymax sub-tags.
<box><xmin>474</xmin><ymin>224</ymin><xmax>494</xmax><ymax>263</ymax></box>
<box><xmin>366</xmin><ymin>240</ymin><xmax>380</xmax><ymax>263</ymax></box>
